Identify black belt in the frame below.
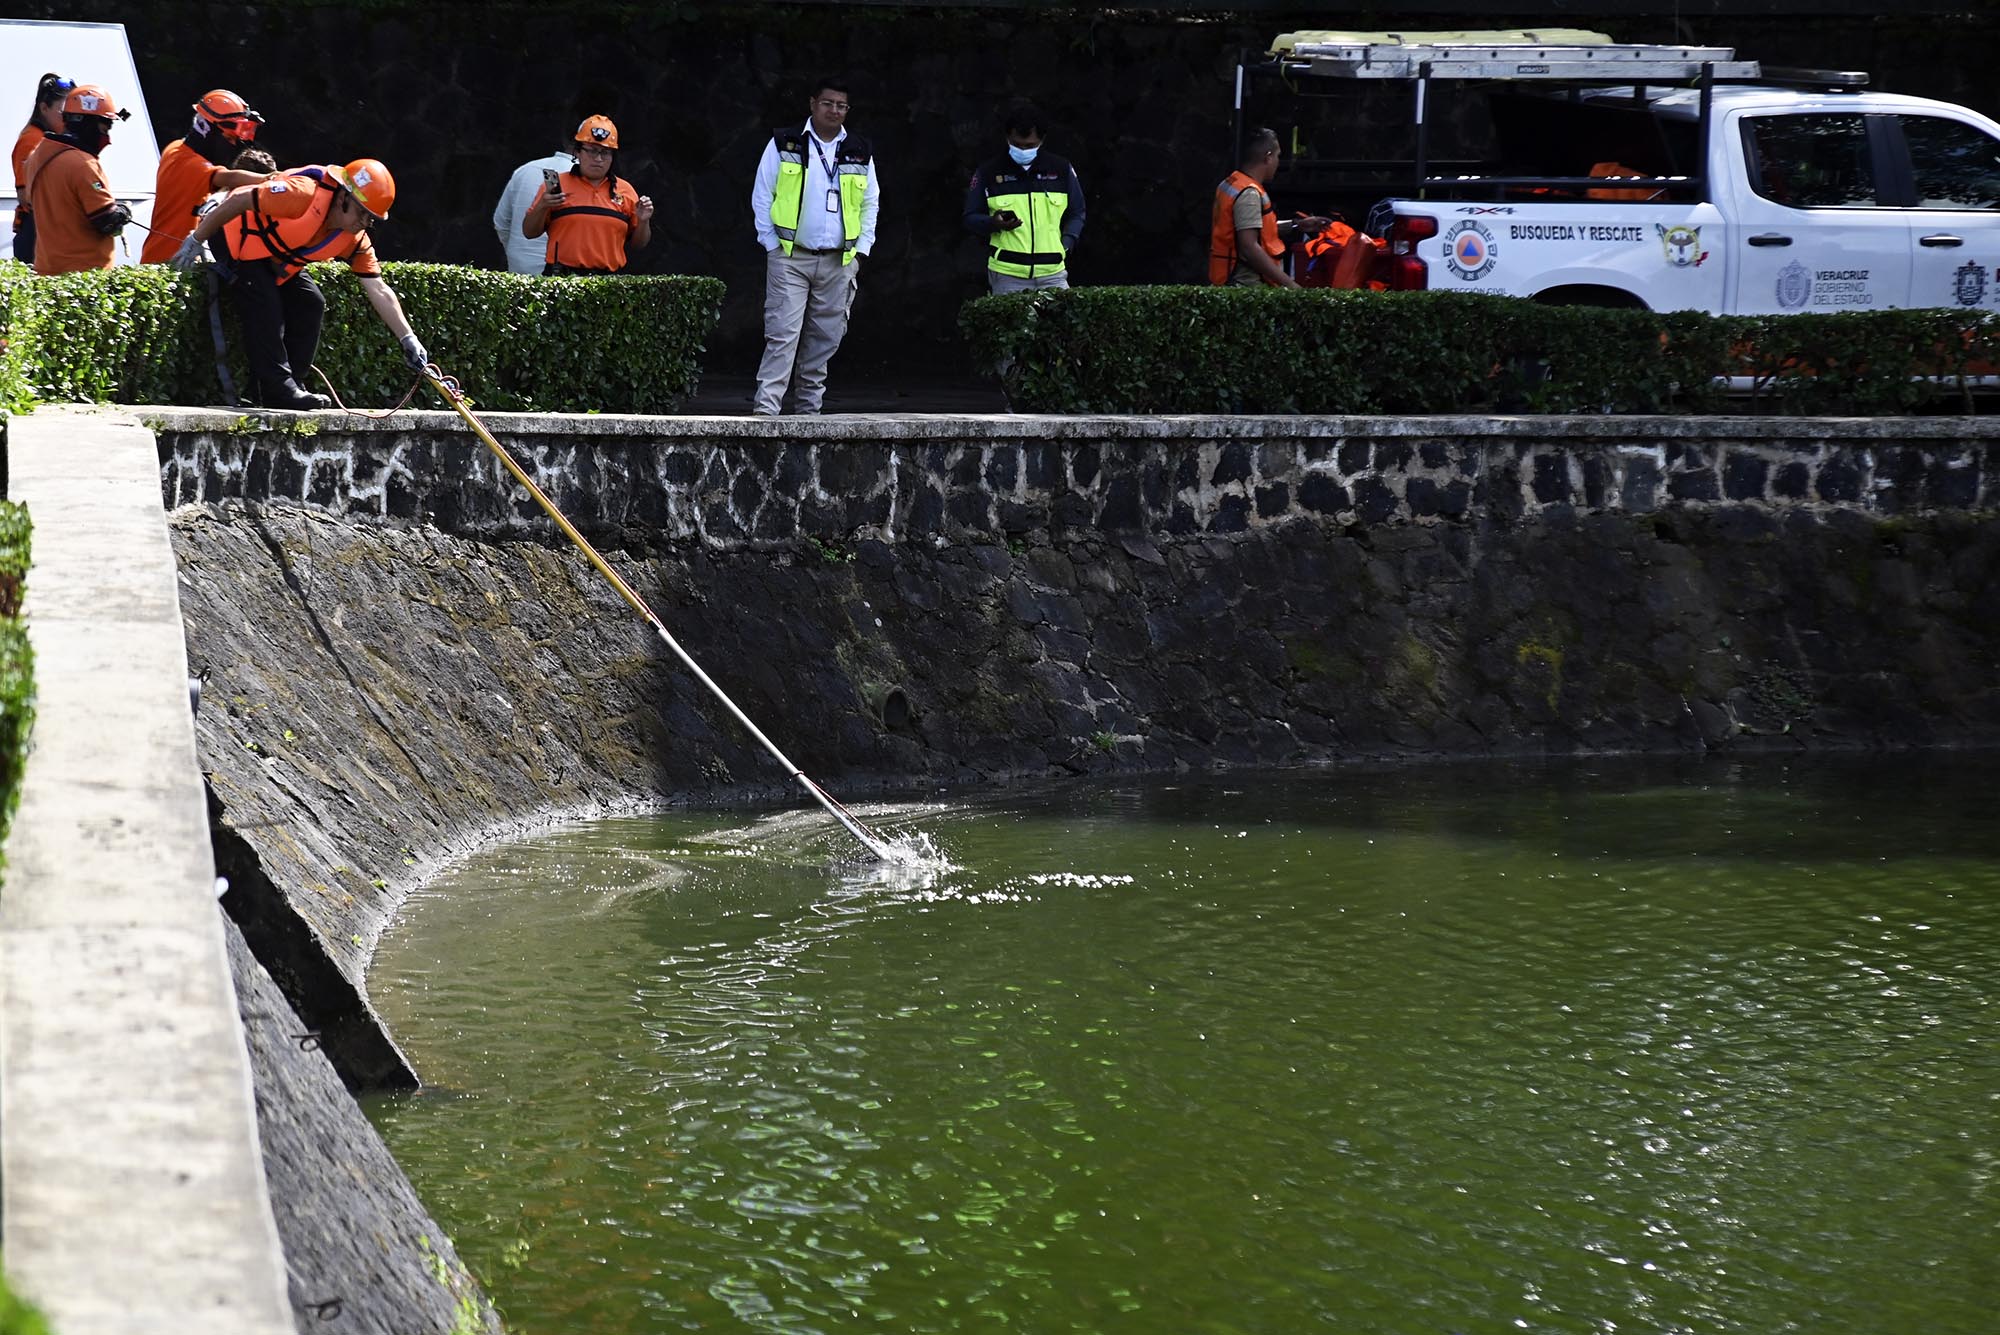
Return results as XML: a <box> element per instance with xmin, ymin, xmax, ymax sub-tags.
<box><xmin>790</xmin><ymin>245</ymin><xmax>846</xmax><ymax>255</ymax></box>
<box><xmin>994</xmin><ymin>248</ymin><xmax>1065</xmax><ymax>266</ymax></box>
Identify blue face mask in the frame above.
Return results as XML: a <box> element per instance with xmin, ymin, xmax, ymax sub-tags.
<box><xmin>1007</xmin><ymin>143</ymin><xmax>1039</xmax><ymax>166</ymax></box>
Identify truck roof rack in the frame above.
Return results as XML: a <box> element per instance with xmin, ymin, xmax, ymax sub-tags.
<box><xmin>1275</xmin><ymin>39</ymin><xmax>1761</xmax><ymax>83</ymax></box>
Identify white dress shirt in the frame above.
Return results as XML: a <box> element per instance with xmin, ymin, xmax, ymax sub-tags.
<box><xmin>493</xmin><ymin>151</ymin><xmax>575</xmax><ymax>274</ymax></box>
<box><xmin>751</xmin><ymin>120</ymin><xmax>881</xmax><ymax>255</ymax></box>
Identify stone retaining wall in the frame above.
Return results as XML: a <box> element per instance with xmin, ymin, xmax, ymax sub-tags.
<box><xmin>156</xmin><ymin>412</ymin><xmax>2000</xmax><ymax>542</ymax></box>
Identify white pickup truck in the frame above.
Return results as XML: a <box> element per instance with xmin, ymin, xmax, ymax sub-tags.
<box><xmin>1244</xmin><ymin>34</ymin><xmax>2000</xmax><ymax>315</ymax></box>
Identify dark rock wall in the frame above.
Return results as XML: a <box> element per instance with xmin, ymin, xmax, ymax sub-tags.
<box><xmin>21</xmin><ymin>3</ymin><xmax>2000</xmax><ymax>368</ymax></box>
<box><xmin>178</xmin><ymin>502</ymin><xmax>672</xmax><ymax>1089</ymax></box>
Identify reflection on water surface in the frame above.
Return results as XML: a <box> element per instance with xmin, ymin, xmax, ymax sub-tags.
<box><xmin>368</xmin><ymin>757</ymin><xmax>2000</xmax><ymax>1334</ymax></box>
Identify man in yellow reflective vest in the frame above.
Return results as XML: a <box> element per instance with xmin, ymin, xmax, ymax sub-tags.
<box><xmin>963</xmin><ymin>101</ymin><xmax>1086</xmax><ymax>294</ymax></box>
<box><xmin>749</xmin><ymin>76</ymin><xmax>880</xmax><ymax>416</ymax></box>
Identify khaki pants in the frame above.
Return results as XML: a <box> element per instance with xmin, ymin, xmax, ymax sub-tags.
<box><xmin>988</xmin><ymin>269</ymin><xmax>1069</xmax><ymax>294</ymax></box>
<box><xmin>753</xmin><ymin>248</ymin><xmax>859</xmax><ymax>415</ymax></box>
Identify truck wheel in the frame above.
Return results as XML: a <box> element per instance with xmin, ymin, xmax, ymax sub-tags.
<box><xmin>1533</xmin><ymin>286</ymin><xmax>1649</xmax><ymax>310</ymax></box>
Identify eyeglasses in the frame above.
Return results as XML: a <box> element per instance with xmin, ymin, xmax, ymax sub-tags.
<box><xmin>46</xmin><ymin>77</ymin><xmax>75</xmax><ymax>94</ymax></box>
<box><xmin>815</xmin><ymin>99</ymin><xmax>849</xmax><ymax>111</ymax></box>
<box><xmin>578</xmin><ymin>144</ymin><xmax>614</xmax><ymax>157</ymax></box>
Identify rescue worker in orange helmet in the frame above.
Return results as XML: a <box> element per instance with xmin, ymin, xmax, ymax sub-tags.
<box><xmin>19</xmin><ymin>82</ymin><xmax>134</xmax><ymax>276</ymax></box>
<box><xmin>170</xmin><ymin>158</ymin><xmax>430</xmax><ymax>411</ymax></box>
<box><xmin>521</xmin><ymin>115</ymin><xmax>653</xmax><ymax>275</ymax></box>
<box><xmin>10</xmin><ymin>73</ymin><xmax>72</xmax><ymax>265</ymax></box>
<box><xmin>140</xmin><ymin>89</ymin><xmax>272</xmax><ymax>264</ymax></box>
<box><xmin>1208</xmin><ymin>127</ymin><xmax>1329</xmax><ymax>289</ymax></box>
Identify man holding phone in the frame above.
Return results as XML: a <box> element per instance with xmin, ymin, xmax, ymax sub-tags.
<box><xmin>749</xmin><ymin>76</ymin><xmax>880</xmax><ymax>416</ymax></box>
<box><xmin>963</xmin><ymin>101</ymin><xmax>1086</xmax><ymax>293</ymax></box>
<box><xmin>522</xmin><ymin>115</ymin><xmax>653</xmax><ymax>275</ymax></box>
<box><xmin>492</xmin><ymin>134</ymin><xmax>576</xmax><ymax>275</ymax></box>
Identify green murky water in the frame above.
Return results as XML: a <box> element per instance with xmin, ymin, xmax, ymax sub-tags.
<box><xmin>366</xmin><ymin>757</ymin><xmax>2000</xmax><ymax>1334</ymax></box>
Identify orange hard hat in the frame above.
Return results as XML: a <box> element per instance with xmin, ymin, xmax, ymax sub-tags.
<box><xmin>194</xmin><ymin>89</ymin><xmax>263</xmax><ymax>142</ymax></box>
<box><xmin>63</xmin><ymin>84</ymin><xmax>124</xmax><ymax>121</ymax></box>
<box><xmin>575</xmin><ymin>115</ymin><xmax>619</xmax><ymax>149</ymax></box>
<box><xmin>329</xmin><ymin>158</ymin><xmax>396</xmax><ymax>219</ymax></box>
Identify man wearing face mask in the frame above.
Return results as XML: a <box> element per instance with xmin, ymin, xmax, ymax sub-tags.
<box><xmin>20</xmin><ymin>83</ymin><xmax>133</xmax><ymax>276</ymax></box>
<box><xmin>141</xmin><ymin>89</ymin><xmax>272</xmax><ymax>264</ymax></box>
<box><xmin>963</xmin><ymin>102</ymin><xmax>1085</xmax><ymax>293</ymax></box>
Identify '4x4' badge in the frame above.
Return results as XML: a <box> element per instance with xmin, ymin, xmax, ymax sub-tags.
<box><xmin>1953</xmin><ymin>261</ymin><xmax>1989</xmax><ymax>306</ymax></box>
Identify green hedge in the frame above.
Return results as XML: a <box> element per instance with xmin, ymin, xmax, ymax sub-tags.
<box><xmin>961</xmin><ymin>287</ymin><xmax>2000</xmax><ymax>415</ymax></box>
<box><xmin>0</xmin><ymin>262</ymin><xmax>208</xmax><ymax>411</ymax></box>
<box><xmin>0</xmin><ymin>260</ymin><xmax>723</xmax><ymax>413</ymax></box>
<box><xmin>0</xmin><ymin>1271</ymin><xmax>51</xmax><ymax>1335</ymax></box>
<box><xmin>0</xmin><ymin>501</ymin><xmax>33</xmax><ymax>867</ymax></box>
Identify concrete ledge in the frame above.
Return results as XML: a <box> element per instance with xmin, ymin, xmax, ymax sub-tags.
<box><xmin>131</xmin><ymin>404</ymin><xmax>2000</xmax><ymax>442</ymax></box>
<box><xmin>1</xmin><ymin>408</ymin><xmax>292</xmax><ymax>1334</ymax></box>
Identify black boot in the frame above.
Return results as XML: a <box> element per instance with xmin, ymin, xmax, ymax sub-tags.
<box><xmin>262</xmin><ymin>381</ymin><xmax>331</xmax><ymax>411</ymax></box>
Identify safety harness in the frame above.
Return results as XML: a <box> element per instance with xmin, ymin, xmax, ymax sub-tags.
<box><xmin>229</xmin><ymin>166</ymin><xmax>355</xmax><ymax>282</ymax></box>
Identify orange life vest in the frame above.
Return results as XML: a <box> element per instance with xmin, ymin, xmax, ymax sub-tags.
<box><xmin>1296</xmin><ymin>220</ymin><xmax>1388</xmax><ymax>291</ymax></box>
<box><xmin>1585</xmin><ymin>161</ymin><xmax>1656</xmax><ymax>202</ymax></box>
<box><xmin>1331</xmin><ymin>232</ymin><xmax>1386</xmax><ymax>290</ymax></box>
<box><xmin>1208</xmin><ymin>170</ymin><xmax>1283</xmax><ymax>285</ymax></box>
<box><xmin>224</xmin><ymin>171</ymin><xmax>372</xmax><ymax>284</ymax></box>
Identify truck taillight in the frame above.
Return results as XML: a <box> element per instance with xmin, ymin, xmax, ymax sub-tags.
<box><xmin>1387</xmin><ymin>214</ymin><xmax>1437</xmax><ymax>291</ymax></box>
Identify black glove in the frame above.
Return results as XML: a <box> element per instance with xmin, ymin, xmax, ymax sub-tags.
<box><xmin>91</xmin><ymin>201</ymin><xmax>133</xmax><ymax>236</ymax></box>
<box><xmin>398</xmin><ymin>333</ymin><xmax>430</xmax><ymax>373</ymax></box>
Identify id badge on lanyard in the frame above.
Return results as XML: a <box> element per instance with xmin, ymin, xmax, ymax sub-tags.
<box><xmin>811</xmin><ymin>137</ymin><xmax>841</xmax><ymax>214</ymax></box>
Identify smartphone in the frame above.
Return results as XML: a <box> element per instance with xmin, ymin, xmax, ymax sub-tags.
<box><xmin>542</xmin><ymin>167</ymin><xmax>562</xmax><ymax>194</ymax></box>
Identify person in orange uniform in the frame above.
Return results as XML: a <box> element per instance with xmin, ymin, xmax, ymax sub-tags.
<box><xmin>1208</xmin><ymin>127</ymin><xmax>1328</xmax><ymax>289</ymax></box>
<box><xmin>522</xmin><ymin>115</ymin><xmax>653</xmax><ymax>274</ymax></box>
<box><xmin>140</xmin><ymin>89</ymin><xmax>272</xmax><ymax>264</ymax></box>
<box><xmin>170</xmin><ymin>159</ymin><xmax>429</xmax><ymax>411</ymax></box>
<box><xmin>20</xmin><ymin>83</ymin><xmax>134</xmax><ymax>276</ymax></box>
<box><xmin>10</xmin><ymin>73</ymin><xmax>72</xmax><ymax>265</ymax></box>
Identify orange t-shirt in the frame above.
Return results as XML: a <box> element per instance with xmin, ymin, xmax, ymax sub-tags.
<box><xmin>11</xmin><ymin>125</ymin><xmax>44</xmax><ymax>212</ymax></box>
<box><xmin>531</xmin><ymin>171</ymin><xmax>638</xmax><ymax>272</ymax></box>
<box><xmin>227</xmin><ymin>171</ymin><xmax>381</xmax><ymax>281</ymax></box>
<box><xmin>141</xmin><ymin>138</ymin><xmax>225</xmax><ymax>262</ymax></box>
<box><xmin>23</xmin><ymin>138</ymin><xmax>117</xmax><ymax>275</ymax></box>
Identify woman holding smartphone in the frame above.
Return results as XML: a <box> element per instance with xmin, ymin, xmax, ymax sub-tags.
<box><xmin>522</xmin><ymin>114</ymin><xmax>653</xmax><ymax>275</ymax></box>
